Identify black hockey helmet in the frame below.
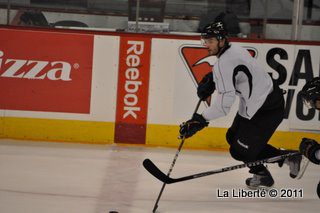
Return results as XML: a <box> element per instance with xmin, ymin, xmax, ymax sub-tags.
<box><xmin>300</xmin><ymin>77</ymin><xmax>320</xmax><ymax>109</ymax></box>
<box><xmin>201</xmin><ymin>21</ymin><xmax>228</xmax><ymax>40</ymax></box>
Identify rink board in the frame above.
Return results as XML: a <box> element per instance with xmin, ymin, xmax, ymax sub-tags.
<box><xmin>0</xmin><ymin>27</ymin><xmax>319</xmax><ymax>149</ymax></box>
<box><xmin>0</xmin><ymin>29</ymin><xmax>119</xmax><ymax>144</ymax></box>
<box><xmin>146</xmin><ymin>38</ymin><xmax>320</xmax><ymax>149</ymax></box>
<box><xmin>1</xmin><ymin>117</ymin><xmax>114</xmax><ymax>144</ymax></box>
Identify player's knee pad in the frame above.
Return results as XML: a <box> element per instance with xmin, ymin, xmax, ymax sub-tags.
<box><xmin>229</xmin><ymin>146</ymin><xmax>246</xmax><ymax>161</ymax></box>
<box><xmin>229</xmin><ymin>142</ymin><xmax>259</xmax><ymax>162</ymax></box>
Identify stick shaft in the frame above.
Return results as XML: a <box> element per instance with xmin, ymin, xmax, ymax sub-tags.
<box><xmin>174</xmin><ymin>152</ymin><xmax>300</xmax><ymax>183</ymax></box>
<box><xmin>145</xmin><ymin>152</ymin><xmax>301</xmax><ymax>184</ymax></box>
<box><xmin>152</xmin><ymin>99</ymin><xmax>201</xmax><ymax>212</ymax></box>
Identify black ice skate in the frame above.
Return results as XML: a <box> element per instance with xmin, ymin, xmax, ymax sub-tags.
<box><xmin>246</xmin><ymin>168</ymin><xmax>274</xmax><ymax>189</ymax></box>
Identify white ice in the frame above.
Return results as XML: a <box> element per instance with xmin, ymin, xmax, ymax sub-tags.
<box><xmin>0</xmin><ymin>139</ymin><xmax>319</xmax><ymax>213</ymax></box>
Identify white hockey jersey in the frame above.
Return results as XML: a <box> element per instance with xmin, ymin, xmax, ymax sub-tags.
<box><xmin>202</xmin><ymin>43</ymin><xmax>273</xmax><ymax>120</ymax></box>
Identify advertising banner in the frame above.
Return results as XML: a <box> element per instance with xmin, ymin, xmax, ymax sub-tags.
<box><xmin>115</xmin><ymin>36</ymin><xmax>151</xmax><ymax>144</ymax></box>
<box><xmin>0</xmin><ymin>29</ymin><xmax>94</xmax><ymax>114</ymax></box>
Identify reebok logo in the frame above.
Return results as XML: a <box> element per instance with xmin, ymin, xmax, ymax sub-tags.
<box><xmin>237</xmin><ymin>139</ymin><xmax>249</xmax><ymax>149</ymax></box>
<box><xmin>122</xmin><ymin>41</ymin><xmax>144</xmax><ymax>119</ymax></box>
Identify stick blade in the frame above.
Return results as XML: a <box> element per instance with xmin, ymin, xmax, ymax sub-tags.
<box><xmin>143</xmin><ymin>159</ymin><xmax>174</xmax><ymax>184</ymax></box>
<box><xmin>296</xmin><ymin>156</ymin><xmax>310</xmax><ymax>179</ymax></box>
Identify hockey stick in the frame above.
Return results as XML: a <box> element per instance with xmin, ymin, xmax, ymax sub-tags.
<box><xmin>152</xmin><ymin>99</ymin><xmax>202</xmax><ymax>213</ymax></box>
<box><xmin>144</xmin><ymin>152</ymin><xmax>301</xmax><ymax>184</ymax></box>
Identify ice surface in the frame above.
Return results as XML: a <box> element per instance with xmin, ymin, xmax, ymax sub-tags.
<box><xmin>0</xmin><ymin>139</ymin><xmax>319</xmax><ymax>213</ymax></box>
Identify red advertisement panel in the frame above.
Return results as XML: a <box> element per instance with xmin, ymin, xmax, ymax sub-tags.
<box><xmin>115</xmin><ymin>36</ymin><xmax>151</xmax><ymax>144</ymax></box>
<box><xmin>0</xmin><ymin>29</ymin><xmax>93</xmax><ymax>113</ymax></box>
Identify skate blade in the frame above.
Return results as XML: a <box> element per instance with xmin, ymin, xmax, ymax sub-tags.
<box><xmin>296</xmin><ymin>156</ymin><xmax>310</xmax><ymax>179</ymax></box>
<box><xmin>246</xmin><ymin>184</ymin><xmax>274</xmax><ymax>191</ymax></box>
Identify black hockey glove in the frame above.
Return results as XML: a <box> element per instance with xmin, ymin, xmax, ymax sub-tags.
<box><xmin>299</xmin><ymin>138</ymin><xmax>320</xmax><ymax>165</ymax></box>
<box><xmin>179</xmin><ymin>113</ymin><xmax>209</xmax><ymax>139</ymax></box>
<box><xmin>197</xmin><ymin>72</ymin><xmax>215</xmax><ymax>101</ymax></box>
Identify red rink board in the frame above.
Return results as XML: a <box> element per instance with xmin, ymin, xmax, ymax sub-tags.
<box><xmin>115</xmin><ymin>36</ymin><xmax>151</xmax><ymax>144</ymax></box>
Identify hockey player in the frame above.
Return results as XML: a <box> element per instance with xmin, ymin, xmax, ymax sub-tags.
<box><xmin>299</xmin><ymin>77</ymin><xmax>320</xmax><ymax>198</ymax></box>
<box><xmin>179</xmin><ymin>21</ymin><xmax>302</xmax><ymax>189</ymax></box>
<box><xmin>300</xmin><ymin>77</ymin><xmax>320</xmax><ymax>166</ymax></box>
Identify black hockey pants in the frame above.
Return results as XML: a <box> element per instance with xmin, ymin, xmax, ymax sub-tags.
<box><xmin>226</xmin><ymin>80</ymin><xmax>285</xmax><ymax>174</ymax></box>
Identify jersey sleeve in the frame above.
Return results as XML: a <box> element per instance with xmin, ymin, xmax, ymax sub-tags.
<box><xmin>202</xmin><ymin>90</ymin><xmax>236</xmax><ymax>121</ymax></box>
